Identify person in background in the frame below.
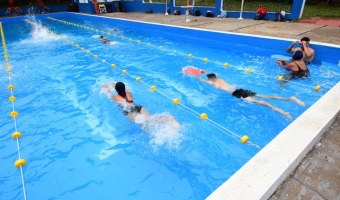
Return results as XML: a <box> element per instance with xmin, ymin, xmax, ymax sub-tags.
<box><xmin>286</xmin><ymin>37</ymin><xmax>315</xmax><ymax>64</ymax></box>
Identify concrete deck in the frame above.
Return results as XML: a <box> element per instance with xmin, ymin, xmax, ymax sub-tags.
<box><xmin>99</xmin><ymin>12</ymin><xmax>340</xmax><ymax>200</ymax></box>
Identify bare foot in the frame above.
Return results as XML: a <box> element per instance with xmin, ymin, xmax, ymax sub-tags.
<box><xmin>291</xmin><ymin>96</ymin><xmax>306</xmax><ymax>107</ymax></box>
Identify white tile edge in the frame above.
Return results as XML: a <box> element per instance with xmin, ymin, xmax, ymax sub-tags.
<box><xmin>207</xmin><ymin>81</ymin><xmax>340</xmax><ymax>200</ymax></box>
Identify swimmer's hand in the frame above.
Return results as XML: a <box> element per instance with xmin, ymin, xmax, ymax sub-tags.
<box><xmin>102</xmin><ymin>83</ymin><xmax>114</xmax><ymax>95</ymax></box>
<box><xmin>277</xmin><ymin>59</ymin><xmax>287</xmax><ymax>66</ymax></box>
<box><xmin>109</xmin><ymin>82</ymin><xmax>115</xmax><ymax>87</ymax></box>
<box><xmin>193</xmin><ymin>70</ymin><xmax>206</xmax><ymax>77</ymax></box>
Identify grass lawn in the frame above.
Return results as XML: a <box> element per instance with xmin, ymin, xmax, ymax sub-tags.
<box><xmin>302</xmin><ymin>2</ymin><xmax>340</xmax><ymax>19</ymax></box>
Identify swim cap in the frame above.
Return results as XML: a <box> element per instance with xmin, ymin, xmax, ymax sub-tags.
<box><xmin>292</xmin><ymin>50</ymin><xmax>303</xmax><ymax>60</ymax></box>
<box><xmin>115</xmin><ymin>82</ymin><xmax>126</xmax><ymax>98</ymax></box>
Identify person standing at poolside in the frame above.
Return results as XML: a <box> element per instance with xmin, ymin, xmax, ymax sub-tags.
<box><xmin>286</xmin><ymin>37</ymin><xmax>315</xmax><ymax>64</ymax></box>
<box><xmin>191</xmin><ymin>72</ymin><xmax>305</xmax><ymax>120</ymax></box>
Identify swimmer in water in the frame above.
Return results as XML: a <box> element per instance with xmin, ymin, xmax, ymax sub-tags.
<box><xmin>102</xmin><ymin>82</ymin><xmax>180</xmax><ymax>128</ymax></box>
<box><xmin>99</xmin><ymin>35</ymin><xmax>110</xmax><ymax>44</ymax></box>
<box><xmin>286</xmin><ymin>37</ymin><xmax>315</xmax><ymax>64</ymax></box>
<box><xmin>277</xmin><ymin>50</ymin><xmax>310</xmax><ymax>81</ymax></box>
<box><xmin>192</xmin><ymin>71</ymin><xmax>306</xmax><ymax>120</ymax></box>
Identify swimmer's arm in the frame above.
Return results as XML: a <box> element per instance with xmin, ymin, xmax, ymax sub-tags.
<box><xmin>286</xmin><ymin>40</ymin><xmax>299</xmax><ymax>52</ymax></box>
<box><xmin>302</xmin><ymin>42</ymin><xmax>314</xmax><ymax>58</ymax></box>
<box><xmin>102</xmin><ymin>83</ymin><xmax>117</xmax><ymax>100</ymax></box>
<box><xmin>125</xmin><ymin>91</ymin><xmax>134</xmax><ymax>103</ymax></box>
<box><xmin>280</xmin><ymin>62</ymin><xmax>294</xmax><ymax>70</ymax></box>
<box><xmin>277</xmin><ymin>59</ymin><xmax>288</xmax><ymax>66</ymax></box>
<box><xmin>195</xmin><ymin>76</ymin><xmax>207</xmax><ymax>83</ymax></box>
<box><xmin>102</xmin><ymin>84</ymin><xmax>112</xmax><ymax>95</ymax></box>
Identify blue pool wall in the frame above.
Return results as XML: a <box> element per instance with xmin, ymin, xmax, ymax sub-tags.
<box><xmin>0</xmin><ymin>0</ymin><xmax>304</xmax><ymax>20</ymax></box>
<box><xmin>1</xmin><ymin>12</ymin><xmax>339</xmax><ymax>65</ymax></box>
<box><xmin>75</xmin><ymin>0</ymin><xmax>303</xmax><ymax>20</ymax></box>
<box><xmin>120</xmin><ymin>0</ymin><xmax>303</xmax><ymax>20</ymax></box>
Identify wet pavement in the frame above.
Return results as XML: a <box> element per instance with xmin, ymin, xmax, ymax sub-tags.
<box><xmin>101</xmin><ymin>12</ymin><xmax>340</xmax><ymax>200</ymax></box>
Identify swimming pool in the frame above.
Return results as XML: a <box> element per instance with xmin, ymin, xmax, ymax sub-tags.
<box><xmin>1</xmin><ymin>13</ymin><xmax>340</xmax><ymax>200</ymax></box>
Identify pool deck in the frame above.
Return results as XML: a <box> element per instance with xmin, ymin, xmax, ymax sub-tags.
<box><xmin>100</xmin><ymin>12</ymin><xmax>340</xmax><ymax>200</ymax></box>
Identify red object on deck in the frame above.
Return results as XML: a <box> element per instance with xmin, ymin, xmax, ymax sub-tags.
<box><xmin>92</xmin><ymin>0</ymin><xmax>100</xmax><ymax>14</ymax></box>
<box><xmin>299</xmin><ymin>19</ymin><xmax>340</xmax><ymax>27</ymax></box>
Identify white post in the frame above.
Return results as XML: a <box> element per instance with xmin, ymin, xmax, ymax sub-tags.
<box><xmin>299</xmin><ymin>0</ymin><xmax>306</xmax><ymax>19</ymax></box>
<box><xmin>165</xmin><ymin>0</ymin><xmax>168</xmax><ymax>15</ymax></box>
<box><xmin>185</xmin><ymin>0</ymin><xmax>190</xmax><ymax>22</ymax></box>
<box><xmin>239</xmin><ymin>0</ymin><xmax>244</xmax><ymax>19</ymax></box>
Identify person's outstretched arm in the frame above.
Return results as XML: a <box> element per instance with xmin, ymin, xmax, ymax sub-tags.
<box><xmin>277</xmin><ymin>60</ymin><xmax>294</xmax><ymax>71</ymax></box>
<box><xmin>286</xmin><ymin>40</ymin><xmax>299</xmax><ymax>52</ymax></box>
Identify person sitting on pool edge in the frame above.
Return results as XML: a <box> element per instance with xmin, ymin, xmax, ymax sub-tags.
<box><xmin>102</xmin><ymin>82</ymin><xmax>180</xmax><ymax>128</ymax></box>
<box><xmin>277</xmin><ymin>50</ymin><xmax>310</xmax><ymax>81</ymax></box>
<box><xmin>193</xmin><ymin>72</ymin><xmax>305</xmax><ymax>120</ymax></box>
<box><xmin>286</xmin><ymin>37</ymin><xmax>315</xmax><ymax>64</ymax></box>
<box><xmin>99</xmin><ymin>35</ymin><xmax>110</xmax><ymax>44</ymax></box>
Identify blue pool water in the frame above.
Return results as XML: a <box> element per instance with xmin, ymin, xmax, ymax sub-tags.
<box><xmin>1</xmin><ymin>13</ymin><xmax>340</xmax><ymax>199</ymax></box>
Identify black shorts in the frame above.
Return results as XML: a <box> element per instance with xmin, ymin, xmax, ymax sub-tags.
<box><xmin>232</xmin><ymin>89</ymin><xmax>256</xmax><ymax>99</ymax></box>
<box><xmin>123</xmin><ymin>105</ymin><xmax>142</xmax><ymax>115</ymax></box>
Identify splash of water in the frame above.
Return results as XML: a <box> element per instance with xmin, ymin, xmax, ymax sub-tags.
<box><xmin>135</xmin><ymin>113</ymin><xmax>183</xmax><ymax>149</ymax></box>
<box><xmin>98</xmin><ymin>78</ymin><xmax>183</xmax><ymax>149</ymax></box>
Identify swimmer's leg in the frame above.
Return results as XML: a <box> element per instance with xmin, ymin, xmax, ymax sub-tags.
<box><xmin>245</xmin><ymin>97</ymin><xmax>292</xmax><ymax>120</ymax></box>
<box><xmin>154</xmin><ymin>115</ymin><xmax>180</xmax><ymax>129</ymax></box>
<box><xmin>140</xmin><ymin>108</ymin><xmax>150</xmax><ymax>116</ymax></box>
<box><xmin>255</xmin><ymin>94</ymin><xmax>306</xmax><ymax>107</ymax></box>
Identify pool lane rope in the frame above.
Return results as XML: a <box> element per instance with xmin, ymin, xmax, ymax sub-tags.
<box><xmin>27</xmin><ymin>19</ymin><xmax>262</xmax><ymax>149</ymax></box>
<box><xmin>0</xmin><ymin>22</ymin><xmax>27</xmax><ymax>200</ymax></box>
<box><xmin>47</xmin><ymin>17</ymin><xmax>323</xmax><ymax>92</ymax></box>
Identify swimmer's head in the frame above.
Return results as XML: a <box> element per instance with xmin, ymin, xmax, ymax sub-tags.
<box><xmin>207</xmin><ymin>73</ymin><xmax>217</xmax><ymax>79</ymax></box>
<box><xmin>115</xmin><ymin>82</ymin><xmax>126</xmax><ymax>98</ymax></box>
<box><xmin>300</xmin><ymin>37</ymin><xmax>310</xmax><ymax>43</ymax></box>
<box><xmin>100</xmin><ymin>35</ymin><xmax>103</xmax><ymax>38</ymax></box>
<box><xmin>292</xmin><ymin>50</ymin><xmax>303</xmax><ymax>60</ymax></box>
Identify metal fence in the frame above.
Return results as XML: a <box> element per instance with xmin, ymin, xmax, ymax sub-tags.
<box><xmin>174</xmin><ymin>0</ymin><xmax>216</xmax><ymax>7</ymax></box>
<box><xmin>0</xmin><ymin>0</ymin><xmax>70</xmax><ymax>8</ymax></box>
<box><xmin>223</xmin><ymin>0</ymin><xmax>293</xmax><ymax>12</ymax></box>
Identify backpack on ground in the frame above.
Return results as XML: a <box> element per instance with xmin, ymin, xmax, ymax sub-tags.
<box><xmin>206</xmin><ymin>10</ymin><xmax>213</xmax><ymax>17</ymax></box>
<box><xmin>275</xmin><ymin>12</ymin><xmax>284</xmax><ymax>22</ymax></box>
<box><xmin>193</xmin><ymin>9</ymin><xmax>201</xmax><ymax>16</ymax></box>
<box><xmin>254</xmin><ymin>7</ymin><xmax>266</xmax><ymax>20</ymax></box>
<box><xmin>146</xmin><ymin>8</ymin><xmax>153</xmax><ymax>14</ymax></box>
